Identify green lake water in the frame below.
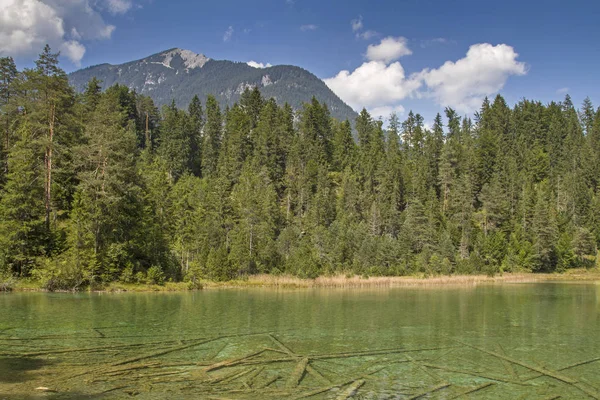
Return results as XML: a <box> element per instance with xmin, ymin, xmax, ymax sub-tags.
<box><xmin>1</xmin><ymin>283</ymin><xmax>599</xmax><ymax>399</ymax></box>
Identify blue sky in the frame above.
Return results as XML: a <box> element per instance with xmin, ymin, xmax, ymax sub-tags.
<box><xmin>2</xmin><ymin>0</ymin><xmax>599</xmax><ymax>122</ymax></box>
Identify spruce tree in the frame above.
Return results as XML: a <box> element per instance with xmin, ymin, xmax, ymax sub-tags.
<box><xmin>201</xmin><ymin>95</ymin><xmax>222</xmax><ymax>178</ymax></box>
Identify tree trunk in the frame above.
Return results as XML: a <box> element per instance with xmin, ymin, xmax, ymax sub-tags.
<box><xmin>45</xmin><ymin>103</ymin><xmax>55</xmax><ymax>229</ymax></box>
<box><xmin>145</xmin><ymin>112</ymin><xmax>150</xmax><ymax>148</ymax></box>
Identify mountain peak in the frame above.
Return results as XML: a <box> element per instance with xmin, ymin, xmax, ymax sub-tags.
<box><xmin>157</xmin><ymin>48</ymin><xmax>210</xmax><ymax>71</ymax></box>
<box><xmin>68</xmin><ymin>50</ymin><xmax>358</xmax><ymax>123</ymax></box>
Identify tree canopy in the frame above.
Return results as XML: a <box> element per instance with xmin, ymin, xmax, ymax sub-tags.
<box><xmin>0</xmin><ymin>48</ymin><xmax>598</xmax><ymax>289</ymax></box>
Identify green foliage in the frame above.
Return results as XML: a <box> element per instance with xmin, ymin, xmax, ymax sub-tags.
<box><xmin>32</xmin><ymin>257</ymin><xmax>88</xmax><ymax>291</ymax></box>
<box><xmin>146</xmin><ymin>265</ymin><xmax>165</xmax><ymax>285</ymax></box>
<box><xmin>0</xmin><ymin>45</ymin><xmax>599</xmax><ymax>285</ymax></box>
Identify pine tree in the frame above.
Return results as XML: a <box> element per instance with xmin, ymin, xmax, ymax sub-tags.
<box><xmin>169</xmin><ymin>173</ymin><xmax>205</xmax><ymax>279</ymax></box>
<box><xmin>136</xmin><ymin>95</ymin><xmax>160</xmax><ymax>150</ymax></box>
<box><xmin>0</xmin><ymin>56</ymin><xmax>18</xmax><ymax>177</ymax></box>
<box><xmin>252</xmin><ymin>99</ymin><xmax>285</xmax><ymax>187</ymax></box>
<box><xmin>229</xmin><ymin>164</ymin><xmax>279</xmax><ymax>274</ymax></box>
<box><xmin>218</xmin><ymin>104</ymin><xmax>251</xmax><ymax>185</ymax></box>
<box><xmin>68</xmin><ymin>93</ymin><xmax>142</xmax><ymax>281</ymax></box>
<box><xmin>83</xmin><ymin>77</ymin><xmax>102</xmax><ymax>112</ymax></box>
<box><xmin>158</xmin><ymin>101</ymin><xmax>192</xmax><ymax>181</ymax></box>
<box><xmin>332</xmin><ymin>120</ymin><xmax>355</xmax><ymax>172</ymax></box>
<box><xmin>532</xmin><ymin>181</ymin><xmax>558</xmax><ymax>271</ymax></box>
<box><xmin>240</xmin><ymin>86</ymin><xmax>264</xmax><ymax>131</ymax></box>
<box><xmin>188</xmin><ymin>95</ymin><xmax>203</xmax><ymax>175</ymax></box>
<box><xmin>0</xmin><ymin>122</ymin><xmax>46</xmax><ymax>276</ymax></box>
<box><xmin>201</xmin><ymin>95</ymin><xmax>222</xmax><ymax>178</ymax></box>
<box><xmin>32</xmin><ymin>46</ymin><xmax>75</xmax><ymax>232</ymax></box>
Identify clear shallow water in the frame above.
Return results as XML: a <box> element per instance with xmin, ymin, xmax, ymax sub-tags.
<box><xmin>0</xmin><ymin>283</ymin><xmax>599</xmax><ymax>399</ymax></box>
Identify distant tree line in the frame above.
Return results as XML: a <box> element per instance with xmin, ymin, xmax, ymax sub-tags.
<box><xmin>0</xmin><ymin>46</ymin><xmax>598</xmax><ymax>289</ymax></box>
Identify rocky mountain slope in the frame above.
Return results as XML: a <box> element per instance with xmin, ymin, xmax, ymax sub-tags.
<box><xmin>69</xmin><ymin>48</ymin><xmax>357</xmax><ymax>122</ymax></box>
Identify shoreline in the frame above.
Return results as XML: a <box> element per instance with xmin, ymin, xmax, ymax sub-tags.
<box><xmin>3</xmin><ymin>269</ymin><xmax>600</xmax><ymax>293</ymax></box>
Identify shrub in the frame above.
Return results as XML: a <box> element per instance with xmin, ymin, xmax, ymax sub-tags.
<box><xmin>146</xmin><ymin>265</ymin><xmax>165</xmax><ymax>285</ymax></box>
<box><xmin>0</xmin><ymin>273</ymin><xmax>15</xmax><ymax>292</ymax></box>
<box><xmin>119</xmin><ymin>263</ymin><xmax>135</xmax><ymax>283</ymax></box>
<box><xmin>32</xmin><ymin>258</ymin><xmax>88</xmax><ymax>292</ymax></box>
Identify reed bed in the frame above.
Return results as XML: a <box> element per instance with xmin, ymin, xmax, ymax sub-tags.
<box><xmin>218</xmin><ymin>270</ymin><xmax>600</xmax><ymax>289</ymax></box>
<box><xmin>8</xmin><ymin>268</ymin><xmax>600</xmax><ymax>292</ymax></box>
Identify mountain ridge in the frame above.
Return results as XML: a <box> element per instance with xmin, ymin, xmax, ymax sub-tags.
<box><xmin>68</xmin><ymin>48</ymin><xmax>358</xmax><ymax>122</ymax></box>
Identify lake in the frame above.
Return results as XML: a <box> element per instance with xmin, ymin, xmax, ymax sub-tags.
<box><xmin>0</xmin><ymin>283</ymin><xmax>599</xmax><ymax>399</ymax></box>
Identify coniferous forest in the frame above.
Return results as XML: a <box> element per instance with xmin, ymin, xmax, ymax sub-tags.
<box><xmin>0</xmin><ymin>47</ymin><xmax>599</xmax><ymax>290</ymax></box>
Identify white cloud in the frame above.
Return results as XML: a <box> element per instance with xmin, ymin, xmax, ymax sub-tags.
<box><xmin>324</xmin><ymin>60</ymin><xmax>421</xmax><ymax>110</ymax></box>
<box><xmin>556</xmin><ymin>87</ymin><xmax>569</xmax><ymax>95</ymax></box>
<box><xmin>417</xmin><ymin>43</ymin><xmax>527</xmax><ymax>112</ymax></box>
<box><xmin>357</xmin><ymin>30</ymin><xmax>378</xmax><ymax>40</ymax></box>
<box><xmin>366</xmin><ymin>36</ymin><xmax>411</xmax><ymax>63</ymax></box>
<box><xmin>0</xmin><ymin>0</ymin><xmax>122</xmax><ymax>65</ymax></box>
<box><xmin>300</xmin><ymin>24</ymin><xmax>317</xmax><ymax>31</ymax></box>
<box><xmin>247</xmin><ymin>61</ymin><xmax>272</xmax><ymax>69</ymax></box>
<box><xmin>325</xmin><ymin>41</ymin><xmax>527</xmax><ymax>115</ymax></box>
<box><xmin>351</xmin><ymin>15</ymin><xmax>363</xmax><ymax>32</ymax></box>
<box><xmin>223</xmin><ymin>25</ymin><xmax>234</xmax><ymax>42</ymax></box>
<box><xmin>103</xmin><ymin>0</ymin><xmax>133</xmax><ymax>14</ymax></box>
<box><xmin>369</xmin><ymin>104</ymin><xmax>405</xmax><ymax>120</ymax></box>
<box><xmin>350</xmin><ymin>15</ymin><xmax>378</xmax><ymax>40</ymax></box>
<box><xmin>420</xmin><ymin>38</ymin><xmax>453</xmax><ymax>48</ymax></box>
<box><xmin>60</xmin><ymin>40</ymin><xmax>86</xmax><ymax>67</ymax></box>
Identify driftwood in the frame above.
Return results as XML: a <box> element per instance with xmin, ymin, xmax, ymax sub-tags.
<box><xmin>448</xmin><ymin>382</ymin><xmax>494</xmax><ymax>399</ymax></box>
<box><xmin>406</xmin><ymin>355</ymin><xmax>441</xmax><ymax>381</ymax></box>
<box><xmin>336</xmin><ymin>379</ymin><xmax>365</xmax><ymax>400</ymax></box>
<box><xmin>204</xmin><ymin>349</ymin><xmax>268</xmax><ymax>372</ymax></box>
<box><xmin>23</xmin><ymin>342</ymin><xmax>151</xmax><ymax>357</ymax></box>
<box><xmin>254</xmin><ymin>375</ymin><xmax>280</xmax><ymax>389</ymax></box>
<box><xmin>421</xmin><ymin>363</ymin><xmax>524</xmax><ymax>385</ymax></box>
<box><xmin>408</xmin><ymin>383</ymin><xmax>451</xmax><ymax>400</ymax></box>
<box><xmin>35</xmin><ymin>387</ymin><xmax>57</xmax><ymax>393</ymax></box>
<box><xmin>208</xmin><ymin>342</ymin><xmax>229</xmax><ymax>360</ymax></box>
<box><xmin>210</xmin><ymin>367</ymin><xmax>256</xmax><ymax>385</ymax></box>
<box><xmin>8</xmin><ymin>329</ymin><xmax>600</xmax><ymax>400</ymax></box>
<box><xmin>523</xmin><ymin>357</ymin><xmax>600</xmax><ymax>382</ymax></box>
<box><xmin>306</xmin><ymin>364</ymin><xmax>331</xmax><ymax>385</ymax></box>
<box><xmin>292</xmin><ymin>366</ymin><xmax>387</xmax><ymax>400</ymax></box>
<box><xmin>22</xmin><ymin>337</ymin><xmax>210</xmax><ymax>357</ymax></box>
<box><xmin>457</xmin><ymin>341</ymin><xmax>600</xmax><ymax>399</ymax></box>
<box><xmin>236</xmin><ymin>357</ymin><xmax>297</xmax><ymax>367</ymax></box>
<box><xmin>93</xmin><ymin>328</ymin><xmax>105</xmax><ymax>338</ymax></box>
<box><xmin>266</xmin><ymin>335</ymin><xmax>331</xmax><ymax>386</ymax></box>
<box><xmin>145</xmin><ymin>371</ymin><xmax>190</xmax><ymax>379</ymax></box>
<box><xmin>112</xmin><ymin>338</ymin><xmax>212</xmax><ymax>366</ymax></box>
<box><xmin>573</xmin><ymin>382</ymin><xmax>599</xmax><ymax>400</ymax></box>
<box><xmin>242</xmin><ymin>366</ymin><xmax>265</xmax><ymax>388</ymax></box>
<box><xmin>286</xmin><ymin>357</ymin><xmax>309</xmax><ymax>388</ymax></box>
<box><xmin>103</xmin><ymin>362</ymin><xmax>161</xmax><ymax>376</ymax></box>
<box><xmin>496</xmin><ymin>343</ymin><xmax>519</xmax><ymax>380</ymax></box>
<box><xmin>456</xmin><ymin>341</ymin><xmax>578</xmax><ymax>384</ymax></box>
<box><xmin>97</xmin><ymin>385</ymin><xmax>129</xmax><ymax>395</ymax></box>
<box><xmin>309</xmin><ymin>346</ymin><xmax>453</xmax><ymax>361</ymax></box>
<box><xmin>268</xmin><ymin>334</ymin><xmax>297</xmax><ymax>356</ymax></box>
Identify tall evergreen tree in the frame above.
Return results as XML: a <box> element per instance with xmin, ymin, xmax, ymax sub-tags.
<box><xmin>201</xmin><ymin>95</ymin><xmax>222</xmax><ymax>178</ymax></box>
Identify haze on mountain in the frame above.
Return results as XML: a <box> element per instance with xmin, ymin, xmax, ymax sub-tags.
<box><xmin>68</xmin><ymin>48</ymin><xmax>358</xmax><ymax>123</ymax></box>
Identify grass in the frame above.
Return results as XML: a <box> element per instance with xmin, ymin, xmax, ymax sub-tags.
<box><xmin>7</xmin><ymin>279</ymin><xmax>199</xmax><ymax>293</ymax></box>
<box><xmin>102</xmin><ymin>281</ymin><xmax>198</xmax><ymax>292</ymax></box>
<box><xmin>201</xmin><ymin>268</ymin><xmax>600</xmax><ymax>289</ymax></box>
<box><xmin>5</xmin><ymin>269</ymin><xmax>600</xmax><ymax>293</ymax></box>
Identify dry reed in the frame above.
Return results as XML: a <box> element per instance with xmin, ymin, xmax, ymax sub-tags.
<box><xmin>222</xmin><ymin>272</ymin><xmax>590</xmax><ymax>289</ymax></box>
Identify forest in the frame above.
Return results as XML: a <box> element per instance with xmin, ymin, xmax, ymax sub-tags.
<box><xmin>0</xmin><ymin>46</ymin><xmax>599</xmax><ymax>290</ymax></box>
